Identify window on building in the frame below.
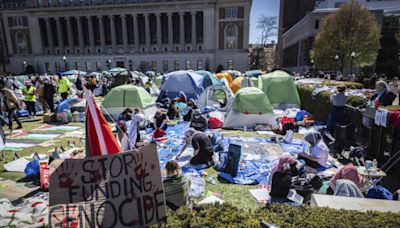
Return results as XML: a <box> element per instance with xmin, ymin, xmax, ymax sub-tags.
<box><xmin>163</xmin><ymin>60</ymin><xmax>169</xmax><ymax>72</ymax></box>
<box><xmin>174</xmin><ymin>60</ymin><xmax>180</xmax><ymax>71</ymax></box>
<box><xmin>225</xmin><ymin>24</ymin><xmax>237</xmax><ymax>49</ymax></box>
<box><xmin>197</xmin><ymin>60</ymin><xmax>203</xmax><ymax>70</ymax></box>
<box><xmin>227</xmin><ymin>60</ymin><xmax>233</xmax><ymax>70</ymax></box>
<box><xmin>86</xmin><ymin>62</ymin><xmax>91</xmax><ymax>71</ymax></box>
<box><xmin>185</xmin><ymin>60</ymin><xmax>191</xmax><ymax>70</ymax></box>
<box><xmin>54</xmin><ymin>62</ymin><xmax>59</xmax><ymax>72</ymax></box>
<box><xmin>75</xmin><ymin>62</ymin><xmax>80</xmax><ymax>70</ymax></box>
<box><xmin>314</xmin><ymin>20</ymin><xmax>319</xmax><ymax>29</ymax></box>
<box><xmin>226</xmin><ymin>7</ymin><xmax>237</xmax><ymax>19</ymax></box>
<box><xmin>45</xmin><ymin>62</ymin><xmax>50</xmax><ymax>72</ymax></box>
<box><xmin>175</xmin><ymin>46</ymin><xmax>179</xmax><ymax>52</ymax></box>
<box><xmin>151</xmin><ymin>61</ymin><xmax>157</xmax><ymax>71</ymax></box>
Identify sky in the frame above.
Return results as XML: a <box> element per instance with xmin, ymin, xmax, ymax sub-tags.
<box><xmin>249</xmin><ymin>0</ymin><xmax>280</xmax><ymax>44</ymax></box>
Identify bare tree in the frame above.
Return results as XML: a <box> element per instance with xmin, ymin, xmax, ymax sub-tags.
<box><xmin>253</xmin><ymin>15</ymin><xmax>277</xmax><ymax>70</ymax></box>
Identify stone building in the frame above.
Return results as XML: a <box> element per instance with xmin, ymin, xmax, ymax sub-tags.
<box><xmin>0</xmin><ymin>0</ymin><xmax>251</xmax><ymax>74</ymax></box>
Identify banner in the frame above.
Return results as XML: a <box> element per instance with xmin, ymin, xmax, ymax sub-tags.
<box><xmin>48</xmin><ymin>143</ymin><xmax>166</xmax><ymax>227</ymax></box>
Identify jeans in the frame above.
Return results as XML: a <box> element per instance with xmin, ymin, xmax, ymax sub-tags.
<box><xmin>61</xmin><ymin>92</ymin><xmax>68</xmax><ymax>101</ymax></box>
<box><xmin>25</xmin><ymin>101</ymin><xmax>36</xmax><ymax>116</ymax></box>
<box><xmin>7</xmin><ymin>109</ymin><xmax>22</xmax><ymax>129</ymax></box>
<box><xmin>326</xmin><ymin>106</ymin><xmax>345</xmax><ymax>134</ymax></box>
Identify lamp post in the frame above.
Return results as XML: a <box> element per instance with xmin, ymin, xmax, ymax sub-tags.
<box><xmin>334</xmin><ymin>55</ymin><xmax>339</xmax><ymax>75</ymax></box>
<box><xmin>63</xmin><ymin>56</ymin><xmax>67</xmax><ymax>71</ymax></box>
<box><xmin>106</xmin><ymin>59</ymin><xmax>112</xmax><ymax>70</ymax></box>
<box><xmin>350</xmin><ymin>51</ymin><xmax>356</xmax><ymax>74</ymax></box>
<box><xmin>22</xmin><ymin>61</ymin><xmax>27</xmax><ymax>75</ymax></box>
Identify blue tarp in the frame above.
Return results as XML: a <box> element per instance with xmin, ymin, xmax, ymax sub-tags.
<box><xmin>151</xmin><ymin>122</ymin><xmax>310</xmax><ymax>185</ymax></box>
<box><xmin>158</xmin><ymin>70</ymin><xmax>204</xmax><ymax>101</ymax></box>
<box><xmin>56</xmin><ymin>98</ymin><xmax>82</xmax><ymax>113</ymax></box>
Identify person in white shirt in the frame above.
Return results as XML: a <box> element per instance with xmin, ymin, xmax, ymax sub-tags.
<box><xmin>298</xmin><ymin>132</ymin><xmax>329</xmax><ymax>169</ymax></box>
<box><xmin>116</xmin><ymin>120</ymin><xmax>130</xmax><ymax>151</ymax></box>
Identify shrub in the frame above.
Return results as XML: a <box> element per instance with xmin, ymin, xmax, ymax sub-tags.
<box><xmin>297</xmin><ymin>84</ymin><xmax>366</xmax><ymax>121</ymax></box>
<box><xmin>154</xmin><ymin>203</ymin><xmax>400</xmax><ymax>227</ymax></box>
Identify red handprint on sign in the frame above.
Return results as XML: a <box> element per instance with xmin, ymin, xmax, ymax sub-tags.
<box><xmin>56</xmin><ymin>162</ymin><xmax>78</xmax><ymax>188</ymax></box>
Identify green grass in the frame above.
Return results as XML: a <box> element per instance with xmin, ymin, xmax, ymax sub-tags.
<box><xmin>0</xmin><ymin>117</ymin><xmax>84</xmax><ymax>181</ymax></box>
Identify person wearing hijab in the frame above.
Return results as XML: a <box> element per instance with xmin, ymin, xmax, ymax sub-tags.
<box><xmin>163</xmin><ymin>161</ymin><xmax>191</xmax><ymax>210</ymax></box>
<box><xmin>298</xmin><ymin>132</ymin><xmax>329</xmax><ymax>169</ymax></box>
<box><xmin>269</xmin><ymin>156</ymin><xmax>299</xmax><ymax>204</ymax></box>
<box><xmin>327</xmin><ymin>163</ymin><xmax>364</xmax><ymax>194</ymax></box>
<box><xmin>116</xmin><ymin>120</ymin><xmax>130</xmax><ymax>152</ymax></box>
<box><xmin>370</xmin><ymin>80</ymin><xmax>396</xmax><ymax>106</ymax></box>
<box><xmin>183</xmin><ymin>99</ymin><xmax>197</xmax><ymax>121</ymax></box>
<box><xmin>127</xmin><ymin>113</ymin><xmax>145</xmax><ymax>148</ymax></box>
<box><xmin>167</xmin><ymin>99</ymin><xmax>179</xmax><ymax>120</ymax></box>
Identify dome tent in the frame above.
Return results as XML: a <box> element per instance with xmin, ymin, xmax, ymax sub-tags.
<box><xmin>195</xmin><ymin>70</ymin><xmax>221</xmax><ymax>88</ymax></box>
<box><xmin>196</xmin><ymin>85</ymin><xmax>234</xmax><ymax>112</ymax></box>
<box><xmin>101</xmin><ymin>84</ymin><xmax>156</xmax><ymax>120</ymax></box>
<box><xmin>258</xmin><ymin>70</ymin><xmax>301</xmax><ymax>109</ymax></box>
<box><xmin>158</xmin><ymin>70</ymin><xmax>204</xmax><ymax>101</ymax></box>
<box><xmin>222</xmin><ymin>87</ymin><xmax>278</xmax><ymax>129</ymax></box>
<box><xmin>216</xmin><ymin>72</ymin><xmax>233</xmax><ymax>86</ymax></box>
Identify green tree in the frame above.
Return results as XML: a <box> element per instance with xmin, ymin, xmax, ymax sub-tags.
<box><xmin>310</xmin><ymin>0</ymin><xmax>381</xmax><ymax>72</ymax></box>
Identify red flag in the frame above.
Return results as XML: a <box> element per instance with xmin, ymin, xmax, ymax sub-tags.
<box><xmin>84</xmin><ymin>84</ymin><xmax>121</xmax><ymax>156</ymax></box>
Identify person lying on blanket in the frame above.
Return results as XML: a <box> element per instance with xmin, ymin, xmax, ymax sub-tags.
<box><xmin>176</xmin><ymin>128</ymin><xmax>215</xmax><ymax>167</ymax></box>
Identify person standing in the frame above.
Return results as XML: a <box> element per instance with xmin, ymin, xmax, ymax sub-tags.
<box><xmin>37</xmin><ymin>78</ymin><xmax>48</xmax><ymax>113</ymax></box>
<box><xmin>43</xmin><ymin>77</ymin><xmax>56</xmax><ymax>113</ymax></box>
<box><xmin>326</xmin><ymin>86</ymin><xmax>347</xmax><ymax>134</ymax></box>
<box><xmin>23</xmin><ymin>81</ymin><xmax>36</xmax><ymax>118</ymax></box>
<box><xmin>58</xmin><ymin>75</ymin><xmax>71</xmax><ymax>101</ymax></box>
<box><xmin>0</xmin><ymin>81</ymin><xmax>22</xmax><ymax>130</ymax></box>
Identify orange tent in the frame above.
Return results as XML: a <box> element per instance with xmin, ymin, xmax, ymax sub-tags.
<box><xmin>216</xmin><ymin>72</ymin><xmax>233</xmax><ymax>85</ymax></box>
<box><xmin>230</xmin><ymin>77</ymin><xmax>243</xmax><ymax>94</ymax></box>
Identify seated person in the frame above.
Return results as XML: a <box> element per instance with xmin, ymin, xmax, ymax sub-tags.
<box><xmin>176</xmin><ymin>91</ymin><xmax>187</xmax><ymax>103</ymax></box>
<box><xmin>176</xmin><ymin>128</ymin><xmax>214</xmax><ymax>167</ymax></box>
<box><xmin>327</xmin><ymin>163</ymin><xmax>364</xmax><ymax>195</ymax></box>
<box><xmin>118</xmin><ymin>108</ymin><xmax>133</xmax><ymax>121</ymax></box>
<box><xmin>163</xmin><ymin>161</ymin><xmax>191</xmax><ymax>210</ymax></box>
<box><xmin>269</xmin><ymin>156</ymin><xmax>300</xmax><ymax>205</ymax></box>
<box><xmin>182</xmin><ymin>99</ymin><xmax>198</xmax><ymax>121</ymax></box>
<box><xmin>298</xmin><ymin>132</ymin><xmax>329</xmax><ymax>169</ymax></box>
<box><xmin>153</xmin><ymin>110</ymin><xmax>168</xmax><ymax>131</ymax></box>
<box><xmin>157</xmin><ymin>91</ymin><xmax>171</xmax><ymax>109</ymax></box>
<box><xmin>190</xmin><ymin>110</ymin><xmax>208</xmax><ymax>132</ymax></box>
<box><xmin>334</xmin><ymin>179</ymin><xmax>364</xmax><ymax>198</ymax></box>
<box><xmin>167</xmin><ymin>99</ymin><xmax>180</xmax><ymax>120</ymax></box>
<box><xmin>370</xmin><ymin>80</ymin><xmax>396</xmax><ymax>106</ymax></box>
<box><xmin>116</xmin><ymin>120</ymin><xmax>130</xmax><ymax>151</ymax></box>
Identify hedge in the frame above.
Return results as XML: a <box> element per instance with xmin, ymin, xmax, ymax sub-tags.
<box><xmin>297</xmin><ymin>84</ymin><xmax>366</xmax><ymax>121</ymax></box>
<box><xmin>153</xmin><ymin>204</ymin><xmax>400</xmax><ymax>227</ymax></box>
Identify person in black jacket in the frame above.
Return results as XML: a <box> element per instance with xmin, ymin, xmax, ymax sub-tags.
<box><xmin>370</xmin><ymin>80</ymin><xmax>396</xmax><ymax>106</ymax></box>
<box><xmin>43</xmin><ymin>77</ymin><xmax>56</xmax><ymax>113</ymax></box>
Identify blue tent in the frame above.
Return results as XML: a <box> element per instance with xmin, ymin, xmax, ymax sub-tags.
<box><xmin>56</xmin><ymin>98</ymin><xmax>82</xmax><ymax>113</ymax></box>
<box><xmin>158</xmin><ymin>70</ymin><xmax>204</xmax><ymax>101</ymax></box>
<box><xmin>195</xmin><ymin>70</ymin><xmax>221</xmax><ymax>88</ymax></box>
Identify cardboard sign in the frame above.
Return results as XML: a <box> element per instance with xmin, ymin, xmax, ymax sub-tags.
<box><xmin>48</xmin><ymin>143</ymin><xmax>166</xmax><ymax>227</ymax></box>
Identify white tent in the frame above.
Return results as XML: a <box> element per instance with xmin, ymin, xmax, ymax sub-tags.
<box><xmin>196</xmin><ymin>86</ymin><xmax>234</xmax><ymax>112</ymax></box>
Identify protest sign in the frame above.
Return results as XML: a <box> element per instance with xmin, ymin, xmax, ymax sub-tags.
<box><xmin>48</xmin><ymin>143</ymin><xmax>166</xmax><ymax>227</ymax></box>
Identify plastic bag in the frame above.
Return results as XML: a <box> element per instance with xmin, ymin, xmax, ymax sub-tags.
<box><xmin>24</xmin><ymin>160</ymin><xmax>40</xmax><ymax>177</ymax></box>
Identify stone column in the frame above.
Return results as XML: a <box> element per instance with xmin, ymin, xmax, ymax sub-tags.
<box><xmin>66</xmin><ymin>17</ymin><xmax>74</xmax><ymax>53</ymax></box>
<box><xmin>76</xmin><ymin>16</ymin><xmax>84</xmax><ymax>52</ymax></box>
<box><xmin>45</xmin><ymin>18</ymin><xmax>54</xmax><ymax>53</ymax></box>
<box><xmin>179</xmin><ymin>12</ymin><xmax>185</xmax><ymax>50</ymax></box>
<box><xmin>133</xmin><ymin>14</ymin><xmax>139</xmax><ymax>52</ymax></box>
<box><xmin>144</xmin><ymin>13</ymin><xmax>150</xmax><ymax>52</ymax></box>
<box><xmin>121</xmin><ymin>14</ymin><xmax>128</xmax><ymax>52</ymax></box>
<box><xmin>56</xmin><ymin>17</ymin><xmax>64</xmax><ymax>53</ymax></box>
<box><xmin>88</xmin><ymin>16</ymin><xmax>95</xmax><ymax>53</ymax></box>
<box><xmin>156</xmin><ymin>13</ymin><xmax>162</xmax><ymax>48</ymax></box>
<box><xmin>191</xmin><ymin>12</ymin><xmax>196</xmax><ymax>50</ymax></box>
<box><xmin>168</xmin><ymin>12</ymin><xmax>173</xmax><ymax>51</ymax></box>
<box><xmin>98</xmin><ymin>16</ymin><xmax>105</xmax><ymax>52</ymax></box>
<box><xmin>110</xmin><ymin>15</ymin><xmax>117</xmax><ymax>52</ymax></box>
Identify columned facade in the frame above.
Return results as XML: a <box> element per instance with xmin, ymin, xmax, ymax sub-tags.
<box><xmin>1</xmin><ymin>0</ymin><xmax>251</xmax><ymax>73</ymax></box>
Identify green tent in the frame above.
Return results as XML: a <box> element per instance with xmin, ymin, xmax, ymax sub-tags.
<box><xmin>258</xmin><ymin>70</ymin><xmax>300</xmax><ymax>107</ymax></box>
<box><xmin>101</xmin><ymin>84</ymin><xmax>156</xmax><ymax>120</ymax></box>
<box><xmin>102</xmin><ymin>84</ymin><xmax>154</xmax><ymax>108</ymax></box>
<box><xmin>232</xmin><ymin>87</ymin><xmax>273</xmax><ymax>114</ymax></box>
<box><xmin>154</xmin><ymin>76</ymin><xmax>163</xmax><ymax>87</ymax></box>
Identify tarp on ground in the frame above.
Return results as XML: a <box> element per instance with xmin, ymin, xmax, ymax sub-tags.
<box><xmin>158</xmin><ymin>70</ymin><xmax>204</xmax><ymax>100</ymax></box>
<box><xmin>101</xmin><ymin>84</ymin><xmax>156</xmax><ymax>120</ymax></box>
<box><xmin>195</xmin><ymin>70</ymin><xmax>222</xmax><ymax>88</ymax></box>
<box><xmin>258</xmin><ymin>70</ymin><xmax>301</xmax><ymax>109</ymax></box>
